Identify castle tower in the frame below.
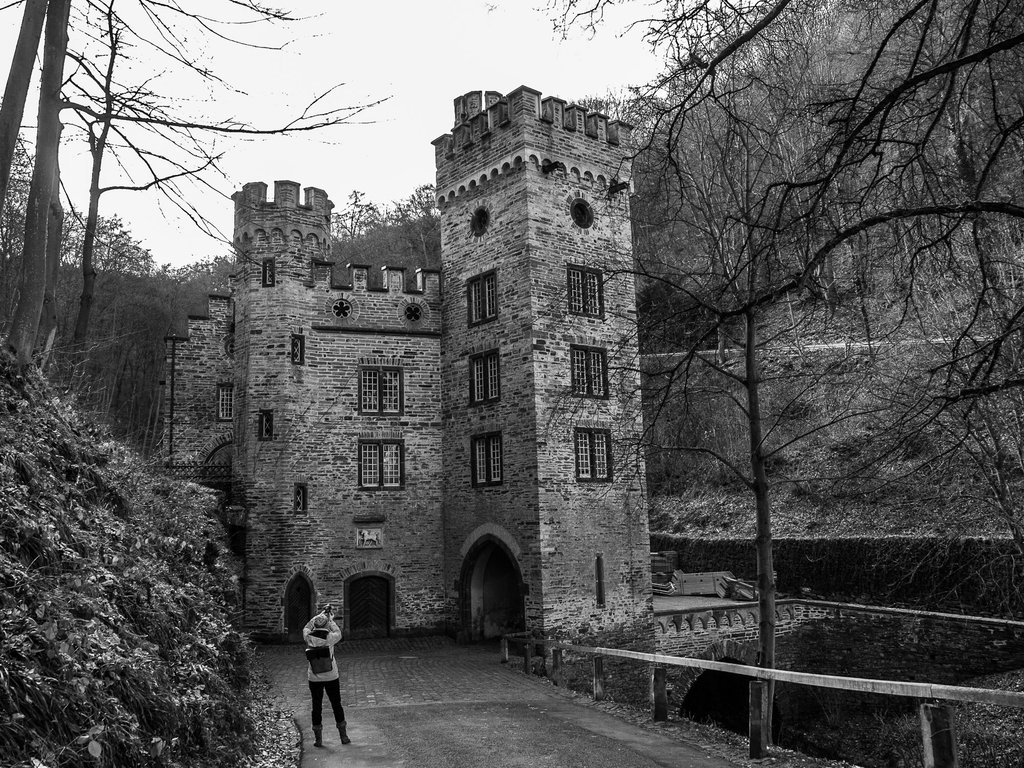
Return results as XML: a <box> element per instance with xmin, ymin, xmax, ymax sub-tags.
<box><xmin>434</xmin><ymin>88</ymin><xmax>653</xmax><ymax>645</ymax></box>
<box><xmin>231</xmin><ymin>181</ymin><xmax>446</xmax><ymax>640</ymax></box>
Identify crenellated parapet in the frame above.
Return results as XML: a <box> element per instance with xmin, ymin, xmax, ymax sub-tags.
<box><xmin>232</xmin><ymin>180</ymin><xmax>334</xmax><ymax>265</ymax></box>
<box><xmin>432</xmin><ymin>86</ymin><xmax>634</xmax><ymax>206</ymax></box>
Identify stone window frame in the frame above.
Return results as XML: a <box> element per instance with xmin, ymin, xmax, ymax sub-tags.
<box><xmin>358</xmin><ymin>367</ymin><xmax>404</xmax><ymax>415</ymax></box>
<box><xmin>570</xmin><ymin>345</ymin><xmax>608</xmax><ymax>398</ymax></box>
<box><xmin>261</xmin><ymin>258</ymin><xmax>276</xmax><ymax>287</ymax></box>
<box><xmin>595</xmin><ymin>553</ymin><xmax>606</xmax><ymax>607</ymax></box>
<box><xmin>216</xmin><ymin>383</ymin><xmax>233</xmax><ymax>421</ymax></box>
<box><xmin>469</xmin><ymin>349</ymin><xmax>500</xmax><ymax>405</ymax></box>
<box><xmin>294</xmin><ymin>483</ymin><xmax>308</xmax><ymax>513</ymax></box>
<box><xmin>358</xmin><ymin>440</ymin><xmax>405</xmax><ymax>490</ymax></box>
<box><xmin>257</xmin><ymin>410</ymin><xmax>274</xmax><ymax>441</ymax></box>
<box><xmin>567</xmin><ymin>265</ymin><xmax>604</xmax><ymax>318</ymax></box>
<box><xmin>471</xmin><ymin>431</ymin><xmax>503</xmax><ymax>487</ymax></box>
<box><xmin>466</xmin><ymin>270</ymin><xmax>498</xmax><ymax>326</ymax></box>
<box><xmin>575</xmin><ymin>428</ymin><xmax>612</xmax><ymax>482</ymax></box>
<box><xmin>290</xmin><ymin>334</ymin><xmax>305</xmax><ymax>365</ymax></box>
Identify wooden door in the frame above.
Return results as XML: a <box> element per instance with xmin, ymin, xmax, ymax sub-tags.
<box><xmin>285</xmin><ymin>576</ymin><xmax>312</xmax><ymax>643</ymax></box>
<box><xmin>348</xmin><ymin>576</ymin><xmax>389</xmax><ymax>639</ymax></box>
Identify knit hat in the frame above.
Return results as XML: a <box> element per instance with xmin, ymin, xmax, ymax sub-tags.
<box><xmin>314</xmin><ymin>614</ymin><xmax>328</xmax><ymax>628</ymax></box>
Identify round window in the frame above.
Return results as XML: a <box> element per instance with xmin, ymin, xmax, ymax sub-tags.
<box><xmin>570</xmin><ymin>198</ymin><xmax>594</xmax><ymax>229</ymax></box>
<box><xmin>404</xmin><ymin>304</ymin><xmax>423</xmax><ymax>322</ymax></box>
<box><xmin>470</xmin><ymin>207</ymin><xmax>490</xmax><ymax>237</ymax></box>
<box><xmin>332</xmin><ymin>298</ymin><xmax>353</xmax><ymax>318</ymax></box>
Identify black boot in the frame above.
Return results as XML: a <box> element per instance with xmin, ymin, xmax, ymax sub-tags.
<box><xmin>313</xmin><ymin>726</ymin><xmax>323</xmax><ymax>748</ymax></box>
<box><xmin>337</xmin><ymin>720</ymin><xmax>351</xmax><ymax>745</ymax></box>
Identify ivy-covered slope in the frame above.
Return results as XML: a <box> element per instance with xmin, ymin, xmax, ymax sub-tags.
<box><xmin>0</xmin><ymin>352</ymin><xmax>255</xmax><ymax>768</ymax></box>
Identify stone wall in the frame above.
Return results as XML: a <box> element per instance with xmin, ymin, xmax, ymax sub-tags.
<box><xmin>165</xmin><ymin>294</ymin><xmax>233</xmax><ymax>464</ymax></box>
<box><xmin>651</xmin><ymin>534</ymin><xmax>1023</xmax><ymax>616</ymax></box>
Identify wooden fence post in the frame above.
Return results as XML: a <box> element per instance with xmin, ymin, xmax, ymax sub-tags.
<box><xmin>653</xmin><ymin>666</ymin><xmax>668</xmax><ymax>722</ymax></box>
<box><xmin>500</xmin><ymin>636</ymin><xmax>509</xmax><ymax>664</ymax></box>
<box><xmin>552</xmin><ymin>648</ymin><xmax>563</xmax><ymax>687</ymax></box>
<box><xmin>749</xmin><ymin>680</ymin><xmax>768</xmax><ymax>759</ymax></box>
<box><xmin>524</xmin><ymin>641</ymin><xmax>533</xmax><ymax>675</ymax></box>
<box><xmin>593</xmin><ymin>656</ymin><xmax>605</xmax><ymax>701</ymax></box>
<box><xmin>920</xmin><ymin>702</ymin><xmax>959</xmax><ymax>768</ymax></box>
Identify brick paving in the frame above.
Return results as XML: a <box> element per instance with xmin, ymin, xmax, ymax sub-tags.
<box><xmin>257</xmin><ymin>636</ymin><xmax>742</xmax><ymax>768</ymax></box>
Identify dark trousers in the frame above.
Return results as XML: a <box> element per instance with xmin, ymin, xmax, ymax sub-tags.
<box><xmin>308</xmin><ymin>679</ymin><xmax>346</xmax><ymax>727</ymax></box>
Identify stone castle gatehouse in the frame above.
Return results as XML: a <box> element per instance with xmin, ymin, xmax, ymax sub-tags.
<box><xmin>164</xmin><ymin>86</ymin><xmax>654</xmax><ymax>645</ymax></box>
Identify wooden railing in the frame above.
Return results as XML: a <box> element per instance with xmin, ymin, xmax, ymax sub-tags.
<box><xmin>501</xmin><ymin>634</ymin><xmax>1024</xmax><ymax>766</ymax></box>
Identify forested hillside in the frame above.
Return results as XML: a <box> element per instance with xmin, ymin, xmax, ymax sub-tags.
<box><xmin>0</xmin><ymin>352</ymin><xmax>260</xmax><ymax>767</ymax></box>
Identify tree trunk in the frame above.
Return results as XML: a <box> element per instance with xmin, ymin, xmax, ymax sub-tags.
<box><xmin>71</xmin><ymin>131</ymin><xmax>107</xmax><ymax>361</ymax></box>
<box><xmin>0</xmin><ymin>0</ymin><xmax>47</xmax><ymax>211</ymax></box>
<box><xmin>5</xmin><ymin>0</ymin><xmax>71</xmax><ymax>367</ymax></box>
<box><xmin>37</xmin><ymin>159</ymin><xmax>64</xmax><ymax>371</ymax></box>
<box><xmin>745</xmin><ymin>307</ymin><xmax>776</xmax><ymax>742</ymax></box>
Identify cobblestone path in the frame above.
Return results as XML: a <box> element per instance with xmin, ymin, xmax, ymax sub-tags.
<box><xmin>258</xmin><ymin>637</ymin><xmax>740</xmax><ymax>768</ymax></box>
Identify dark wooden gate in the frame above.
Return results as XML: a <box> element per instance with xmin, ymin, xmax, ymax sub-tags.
<box><xmin>348</xmin><ymin>576</ymin><xmax>390</xmax><ymax>639</ymax></box>
<box><xmin>285</xmin><ymin>576</ymin><xmax>312</xmax><ymax>643</ymax></box>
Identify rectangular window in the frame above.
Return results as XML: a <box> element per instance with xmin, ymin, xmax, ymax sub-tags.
<box><xmin>467</xmin><ymin>271</ymin><xmax>498</xmax><ymax>325</ymax></box>
<box><xmin>471</xmin><ymin>432</ymin><xmax>503</xmax><ymax>486</ymax></box>
<box><xmin>257</xmin><ymin>410</ymin><xmax>274</xmax><ymax>441</ymax></box>
<box><xmin>217</xmin><ymin>384</ymin><xmax>233</xmax><ymax>421</ymax></box>
<box><xmin>290</xmin><ymin>334</ymin><xmax>305</xmax><ymax>365</ymax></box>
<box><xmin>595</xmin><ymin>554</ymin><xmax>606</xmax><ymax>607</ymax></box>
<box><xmin>570</xmin><ymin>346</ymin><xmax>607</xmax><ymax>397</ymax></box>
<box><xmin>567</xmin><ymin>266</ymin><xmax>603</xmax><ymax>317</ymax></box>
<box><xmin>359</xmin><ymin>368</ymin><xmax>403</xmax><ymax>414</ymax></box>
<box><xmin>261</xmin><ymin>258</ymin><xmax>276</xmax><ymax>287</ymax></box>
<box><xmin>294</xmin><ymin>483</ymin><xmax>308</xmax><ymax>513</ymax></box>
<box><xmin>575</xmin><ymin>428</ymin><xmax>611</xmax><ymax>481</ymax></box>
<box><xmin>359</xmin><ymin>440</ymin><xmax>404</xmax><ymax>489</ymax></box>
<box><xmin>470</xmin><ymin>350</ymin><xmax>500</xmax><ymax>404</ymax></box>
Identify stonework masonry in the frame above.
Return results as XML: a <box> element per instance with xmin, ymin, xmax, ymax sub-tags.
<box><xmin>165</xmin><ymin>87</ymin><xmax>653</xmax><ymax>645</ymax></box>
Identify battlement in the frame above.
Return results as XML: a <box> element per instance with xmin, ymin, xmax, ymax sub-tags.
<box><xmin>432</xmin><ymin>86</ymin><xmax>634</xmax><ymax>205</ymax></box>
<box><xmin>232</xmin><ymin>180</ymin><xmax>334</xmax><ymax>244</ymax></box>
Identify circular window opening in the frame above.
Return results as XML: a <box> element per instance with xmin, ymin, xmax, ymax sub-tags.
<box><xmin>470</xmin><ymin>207</ymin><xmax>490</xmax><ymax>237</ymax></box>
<box><xmin>570</xmin><ymin>199</ymin><xmax>594</xmax><ymax>229</ymax></box>
<box><xmin>404</xmin><ymin>304</ymin><xmax>423</xmax><ymax>322</ymax></box>
<box><xmin>332</xmin><ymin>298</ymin><xmax>353</xmax><ymax>318</ymax></box>
<box><xmin>223</xmin><ymin>334</ymin><xmax>235</xmax><ymax>357</ymax></box>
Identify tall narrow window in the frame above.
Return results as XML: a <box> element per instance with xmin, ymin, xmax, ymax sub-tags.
<box><xmin>575</xmin><ymin>428</ymin><xmax>611</xmax><ymax>481</ymax></box>
<box><xmin>261</xmin><ymin>258</ymin><xmax>276</xmax><ymax>287</ymax></box>
<box><xmin>470</xmin><ymin>350</ymin><xmax>500</xmax><ymax>404</ymax></box>
<box><xmin>471</xmin><ymin>432</ymin><xmax>503</xmax><ymax>486</ymax></box>
<box><xmin>217</xmin><ymin>384</ymin><xmax>233</xmax><ymax>421</ymax></box>
<box><xmin>359</xmin><ymin>440</ymin><xmax>404</xmax><ymax>489</ymax></box>
<box><xmin>595</xmin><ymin>554</ymin><xmax>606</xmax><ymax>607</ymax></box>
<box><xmin>257</xmin><ymin>410</ymin><xmax>274</xmax><ymax>441</ymax></box>
<box><xmin>290</xmin><ymin>334</ymin><xmax>305</xmax><ymax>365</ymax></box>
<box><xmin>294</xmin><ymin>483</ymin><xmax>308</xmax><ymax>513</ymax></box>
<box><xmin>567</xmin><ymin>266</ymin><xmax>603</xmax><ymax>317</ymax></box>
<box><xmin>467</xmin><ymin>271</ymin><xmax>498</xmax><ymax>325</ymax></box>
<box><xmin>359</xmin><ymin>368</ymin><xmax>403</xmax><ymax>414</ymax></box>
<box><xmin>570</xmin><ymin>346</ymin><xmax>607</xmax><ymax>397</ymax></box>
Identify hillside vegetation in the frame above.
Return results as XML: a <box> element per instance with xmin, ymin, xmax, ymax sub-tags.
<box><xmin>0</xmin><ymin>351</ymin><xmax>256</xmax><ymax>767</ymax></box>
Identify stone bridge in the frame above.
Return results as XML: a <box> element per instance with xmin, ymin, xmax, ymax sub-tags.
<box><xmin>653</xmin><ymin>596</ymin><xmax>1024</xmax><ymax>732</ymax></box>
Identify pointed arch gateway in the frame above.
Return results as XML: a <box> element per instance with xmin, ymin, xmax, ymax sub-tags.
<box><xmin>458</xmin><ymin>531</ymin><xmax>526</xmax><ymax>641</ymax></box>
<box><xmin>283</xmin><ymin>572</ymin><xmax>314</xmax><ymax>643</ymax></box>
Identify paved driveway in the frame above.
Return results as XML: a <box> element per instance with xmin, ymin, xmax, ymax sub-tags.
<box><xmin>258</xmin><ymin>637</ymin><xmax>740</xmax><ymax>768</ymax></box>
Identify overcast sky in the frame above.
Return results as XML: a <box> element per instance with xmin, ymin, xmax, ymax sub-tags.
<box><xmin>3</xmin><ymin>0</ymin><xmax>663</xmax><ymax>268</ymax></box>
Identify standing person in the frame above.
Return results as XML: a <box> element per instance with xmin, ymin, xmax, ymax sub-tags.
<box><xmin>303</xmin><ymin>605</ymin><xmax>351</xmax><ymax>747</ymax></box>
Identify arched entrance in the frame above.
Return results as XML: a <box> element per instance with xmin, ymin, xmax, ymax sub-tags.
<box><xmin>679</xmin><ymin>657</ymin><xmax>782</xmax><ymax>740</ymax></box>
<box><xmin>460</xmin><ymin>537</ymin><xmax>525</xmax><ymax>641</ymax></box>
<box><xmin>345</xmin><ymin>574</ymin><xmax>392</xmax><ymax>639</ymax></box>
<box><xmin>284</xmin><ymin>573</ymin><xmax>313</xmax><ymax>643</ymax></box>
